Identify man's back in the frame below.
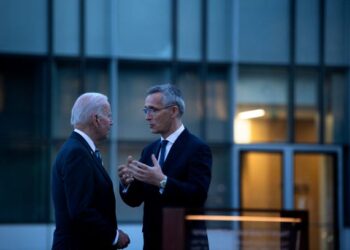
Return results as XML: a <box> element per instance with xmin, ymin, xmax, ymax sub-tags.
<box><xmin>52</xmin><ymin>132</ymin><xmax>117</xmax><ymax>250</ymax></box>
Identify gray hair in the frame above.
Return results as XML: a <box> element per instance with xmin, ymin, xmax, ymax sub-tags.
<box><xmin>146</xmin><ymin>83</ymin><xmax>185</xmax><ymax>116</ymax></box>
<box><xmin>70</xmin><ymin>92</ymin><xmax>109</xmax><ymax>127</ymax></box>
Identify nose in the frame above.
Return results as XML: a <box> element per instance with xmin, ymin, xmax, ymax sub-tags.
<box><xmin>145</xmin><ymin>112</ymin><xmax>152</xmax><ymax>120</ymax></box>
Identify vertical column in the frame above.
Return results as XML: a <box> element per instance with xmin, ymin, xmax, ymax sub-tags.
<box><xmin>171</xmin><ymin>0</ymin><xmax>178</xmax><ymax>85</ymax></box>
<box><xmin>79</xmin><ymin>0</ymin><xmax>86</xmax><ymax>91</ymax></box>
<box><xmin>283</xmin><ymin>147</ymin><xmax>294</xmax><ymax>209</ymax></box>
<box><xmin>109</xmin><ymin>0</ymin><xmax>118</xmax><ymax>185</ymax></box>
<box><xmin>199</xmin><ymin>0</ymin><xmax>208</xmax><ymax>138</ymax></box>
<box><xmin>287</xmin><ymin>0</ymin><xmax>296</xmax><ymax>143</ymax></box>
<box><xmin>230</xmin><ymin>0</ymin><xmax>240</xmax><ymax>208</ymax></box>
<box><xmin>318</xmin><ymin>0</ymin><xmax>325</xmax><ymax>143</ymax></box>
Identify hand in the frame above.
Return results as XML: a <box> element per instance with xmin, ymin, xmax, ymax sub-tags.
<box><xmin>128</xmin><ymin>154</ymin><xmax>165</xmax><ymax>187</ymax></box>
<box><xmin>115</xmin><ymin>229</ymin><xmax>130</xmax><ymax>249</ymax></box>
<box><xmin>118</xmin><ymin>156</ymin><xmax>134</xmax><ymax>186</ymax></box>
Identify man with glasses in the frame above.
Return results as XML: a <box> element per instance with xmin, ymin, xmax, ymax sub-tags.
<box><xmin>118</xmin><ymin>84</ymin><xmax>212</xmax><ymax>250</ymax></box>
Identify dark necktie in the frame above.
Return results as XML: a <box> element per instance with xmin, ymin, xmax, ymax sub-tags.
<box><xmin>95</xmin><ymin>149</ymin><xmax>103</xmax><ymax>165</ymax></box>
<box><xmin>159</xmin><ymin>140</ymin><xmax>168</xmax><ymax>167</ymax></box>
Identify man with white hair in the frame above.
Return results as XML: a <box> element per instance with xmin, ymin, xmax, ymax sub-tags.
<box><xmin>52</xmin><ymin>92</ymin><xmax>130</xmax><ymax>250</ymax></box>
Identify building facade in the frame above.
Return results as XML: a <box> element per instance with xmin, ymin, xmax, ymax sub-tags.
<box><xmin>0</xmin><ymin>0</ymin><xmax>349</xmax><ymax>249</ymax></box>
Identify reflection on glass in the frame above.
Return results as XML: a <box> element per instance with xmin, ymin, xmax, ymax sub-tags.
<box><xmin>295</xmin><ymin>69</ymin><xmax>318</xmax><ymax>143</ymax></box>
<box><xmin>294</xmin><ymin>153</ymin><xmax>335</xmax><ymax>250</ymax></box>
<box><xmin>235</xmin><ymin>67</ymin><xmax>288</xmax><ymax>143</ymax></box>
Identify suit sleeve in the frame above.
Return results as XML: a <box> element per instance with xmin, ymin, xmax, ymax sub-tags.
<box><xmin>162</xmin><ymin>143</ymin><xmax>212</xmax><ymax>206</ymax></box>
<box><xmin>119</xmin><ymin>180</ymin><xmax>145</xmax><ymax>207</ymax></box>
<box><xmin>119</xmin><ymin>149</ymin><xmax>147</xmax><ymax>207</ymax></box>
<box><xmin>62</xmin><ymin>149</ymin><xmax>116</xmax><ymax>244</ymax></box>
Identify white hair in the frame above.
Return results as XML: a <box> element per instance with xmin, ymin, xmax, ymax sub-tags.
<box><xmin>70</xmin><ymin>92</ymin><xmax>108</xmax><ymax>127</ymax></box>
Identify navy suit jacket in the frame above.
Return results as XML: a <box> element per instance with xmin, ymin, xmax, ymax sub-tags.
<box><xmin>120</xmin><ymin>128</ymin><xmax>212</xmax><ymax>250</ymax></box>
<box><xmin>52</xmin><ymin>132</ymin><xmax>117</xmax><ymax>250</ymax></box>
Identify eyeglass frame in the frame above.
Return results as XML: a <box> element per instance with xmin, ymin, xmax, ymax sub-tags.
<box><xmin>142</xmin><ymin>105</ymin><xmax>176</xmax><ymax>115</ymax></box>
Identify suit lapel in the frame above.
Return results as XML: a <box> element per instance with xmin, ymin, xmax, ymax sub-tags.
<box><xmin>71</xmin><ymin>132</ymin><xmax>113</xmax><ymax>185</ymax></box>
<box><xmin>161</xmin><ymin>129</ymin><xmax>188</xmax><ymax>172</ymax></box>
<box><xmin>154</xmin><ymin>139</ymin><xmax>162</xmax><ymax>160</ymax></box>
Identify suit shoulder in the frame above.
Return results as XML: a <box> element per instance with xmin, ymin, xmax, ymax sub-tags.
<box><xmin>185</xmin><ymin>130</ymin><xmax>210</xmax><ymax>147</ymax></box>
<box><xmin>144</xmin><ymin>139</ymin><xmax>160</xmax><ymax>149</ymax></box>
<box><xmin>54</xmin><ymin>136</ymin><xmax>91</xmax><ymax>165</ymax></box>
<box><xmin>178</xmin><ymin>130</ymin><xmax>211</xmax><ymax>156</ymax></box>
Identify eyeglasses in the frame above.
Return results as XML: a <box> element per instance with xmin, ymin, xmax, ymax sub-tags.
<box><xmin>142</xmin><ymin>105</ymin><xmax>174</xmax><ymax>115</ymax></box>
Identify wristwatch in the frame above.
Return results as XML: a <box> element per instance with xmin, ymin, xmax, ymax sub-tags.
<box><xmin>160</xmin><ymin>176</ymin><xmax>167</xmax><ymax>189</ymax></box>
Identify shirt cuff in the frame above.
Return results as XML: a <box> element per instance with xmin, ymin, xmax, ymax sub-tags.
<box><xmin>113</xmin><ymin>229</ymin><xmax>119</xmax><ymax>246</ymax></box>
<box><xmin>121</xmin><ymin>183</ymin><xmax>130</xmax><ymax>193</ymax></box>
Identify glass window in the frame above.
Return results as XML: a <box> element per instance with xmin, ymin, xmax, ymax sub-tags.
<box><xmin>0</xmin><ymin>58</ymin><xmax>49</xmax><ymax>222</ymax></box>
<box><xmin>86</xmin><ymin>0</ymin><xmax>110</xmax><ymax>57</ymax></box>
<box><xmin>324</xmin><ymin>70</ymin><xmax>348</xmax><ymax>144</ymax></box>
<box><xmin>295</xmin><ymin>69</ymin><xmax>318</xmax><ymax>143</ymax></box>
<box><xmin>235</xmin><ymin>67</ymin><xmax>288</xmax><ymax>143</ymax></box>
<box><xmin>85</xmin><ymin>60</ymin><xmax>110</xmax><ymax>94</ymax></box>
<box><xmin>52</xmin><ymin>61</ymin><xmax>80</xmax><ymax>138</ymax></box>
<box><xmin>178</xmin><ymin>0</ymin><xmax>201</xmax><ymax>61</ymax></box>
<box><xmin>117</xmin><ymin>63</ymin><xmax>171</xmax><ymax>141</ymax></box>
<box><xmin>208</xmin><ymin>0</ymin><xmax>232</xmax><ymax>62</ymax></box>
<box><xmin>177</xmin><ymin>65</ymin><xmax>202</xmax><ymax>136</ymax></box>
<box><xmin>117</xmin><ymin>0</ymin><xmax>171</xmax><ymax>60</ymax></box>
<box><xmin>54</xmin><ymin>0</ymin><xmax>79</xmax><ymax>56</ymax></box>
<box><xmin>206</xmin><ymin>145</ymin><xmax>231</xmax><ymax>208</ymax></box>
<box><xmin>325</xmin><ymin>0</ymin><xmax>348</xmax><ymax>65</ymax></box>
<box><xmin>238</xmin><ymin>0</ymin><xmax>289</xmax><ymax>63</ymax></box>
<box><xmin>296</xmin><ymin>0</ymin><xmax>319</xmax><ymax>65</ymax></box>
<box><xmin>0</xmin><ymin>0</ymin><xmax>47</xmax><ymax>54</ymax></box>
<box><xmin>206</xmin><ymin>66</ymin><xmax>230</xmax><ymax>143</ymax></box>
<box><xmin>52</xmin><ymin>60</ymin><xmax>110</xmax><ymax>138</ymax></box>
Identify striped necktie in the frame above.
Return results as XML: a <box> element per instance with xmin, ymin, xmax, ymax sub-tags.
<box><xmin>94</xmin><ymin>149</ymin><xmax>103</xmax><ymax>165</ymax></box>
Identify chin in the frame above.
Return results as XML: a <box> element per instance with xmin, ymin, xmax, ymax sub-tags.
<box><xmin>150</xmin><ymin>129</ymin><xmax>159</xmax><ymax>134</ymax></box>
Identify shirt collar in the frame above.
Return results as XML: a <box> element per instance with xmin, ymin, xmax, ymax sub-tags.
<box><xmin>161</xmin><ymin>124</ymin><xmax>185</xmax><ymax>144</ymax></box>
<box><xmin>74</xmin><ymin>128</ymin><xmax>96</xmax><ymax>152</ymax></box>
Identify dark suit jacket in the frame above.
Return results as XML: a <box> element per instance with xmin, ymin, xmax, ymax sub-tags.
<box><xmin>120</xmin><ymin>128</ymin><xmax>212</xmax><ymax>250</ymax></box>
<box><xmin>52</xmin><ymin>132</ymin><xmax>117</xmax><ymax>250</ymax></box>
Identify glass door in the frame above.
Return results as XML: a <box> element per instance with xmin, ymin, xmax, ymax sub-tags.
<box><xmin>294</xmin><ymin>153</ymin><xmax>336</xmax><ymax>250</ymax></box>
<box><xmin>237</xmin><ymin>146</ymin><xmax>339</xmax><ymax>250</ymax></box>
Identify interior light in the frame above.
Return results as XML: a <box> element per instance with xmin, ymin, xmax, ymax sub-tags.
<box><xmin>237</xmin><ymin>109</ymin><xmax>265</xmax><ymax>120</ymax></box>
<box><xmin>186</xmin><ymin>215</ymin><xmax>302</xmax><ymax>223</ymax></box>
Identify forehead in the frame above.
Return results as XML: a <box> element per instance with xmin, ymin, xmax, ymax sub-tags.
<box><xmin>145</xmin><ymin>92</ymin><xmax>163</xmax><ymax>106</ymax></box>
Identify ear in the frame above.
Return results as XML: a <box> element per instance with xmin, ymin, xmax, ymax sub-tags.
<box><xmin>91</xmin><ymin>113</ymin><xmax>99</xmax><ymax>127</ymax></box>
<box><xmin>170</xmin><ymin>105</ymin><xmax>179</xmax><ymax>118</ymax></box>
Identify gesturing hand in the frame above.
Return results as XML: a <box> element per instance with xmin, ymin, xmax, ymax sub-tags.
<box><xmin>118</xmin><ymin>156</ymin><xmax>134</xmax><ymax>186</ymax></box>
<box><xmin>128</xmin><ymin>154</ymin><xmax>165</xmax><ymax>187</ymax></box>
<box><xmin>115</xmin><ymin>229</ymin><xmax>130</xmax><ymax>249</ymax></box>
